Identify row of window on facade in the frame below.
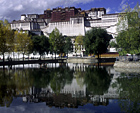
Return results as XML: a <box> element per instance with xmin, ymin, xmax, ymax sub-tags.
<box><xmin>12</xmin><ymin>23</ymin><xmax>46</xmax><ymax>27</ymax></box>
<box><xmin>50</xmin><ymin>18</ymin><xmax>83</xmax><ymax>25</ymax></box>
<box><xmin>12</xmin><ymin>23</ymin><xmax>29</xmax><ymax>27</ymax></box>
<box><xmin>60</xmin><ymin>90</ymin><xmax>85</xmax><ymax>95</ymax></box>
<box><xmin>102</xmin><ymin>15</ymin><xmax>118</xmax><ymax>18</ymax></box>
<box><xmin>88</xmin><ymin>11</ymin><xmax>104</xmax><ymax>18</ymax></box>
<box><xmin>73</xmin><ymin>45</ymin><xmax>85</xmax><ymax>51</ymax></box>
<box><xmin>89</xmin><ymin>19</ymin><xmax>117</xmax><ymax>23</ymax></box>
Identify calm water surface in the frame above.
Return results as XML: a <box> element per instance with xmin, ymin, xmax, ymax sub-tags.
<box><xmin>0</xmin><ymin>63</ymin><xmax>140</xmax><ymax>113</ymax></box>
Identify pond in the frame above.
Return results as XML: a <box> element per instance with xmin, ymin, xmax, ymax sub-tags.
<box><xmin>0</xmin><ymin>63</ymin><xmax>140</xmax><ymax>113</ymax></box>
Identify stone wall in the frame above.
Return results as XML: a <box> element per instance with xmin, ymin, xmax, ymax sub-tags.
<box><xmin>114</xmin><ymin>67</ymin><xmax>140</xmax><ymax>73</ymax></box>
<box><xmin>67</xmin><ymin>58</ymin><xmax>98</xmax><ymax>63</ymax></box>
<box><xmin>114</xmin><ymin>61</ymin><xmax>140</xmax><ymax>68</ymax></box>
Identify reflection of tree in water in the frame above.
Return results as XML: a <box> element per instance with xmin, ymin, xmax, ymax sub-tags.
<box><xmin>84</xmin><ymin>67</ymin><xmax>111</xmax><ymax>95</ymax></box>
<box><xmin>50</xmin><ymin>66</ymin><xmax>74</xmax><ymax>93</ymax></box>
<box><xmin>0</xmin><ymin>65</ymin><xmax>74</xmax><ymax>107</ymax></box>
<box><xmin>0</xmin><ymin>65</ymin><xmax>116</xmax><ymax>108</ymax></box>
<box><xmin>45</xmin><ymin>93</ymin><xmax>88</xmax><ymax>108</ymax></box>
<box><xmin>14</xmin><ymin>69</ymin><xmax>34</xmax><ymax>95</ymax></box>
<box><xmin>0</xmin><ymin>70</ymin><xmax>16</xmax><ymax>107</ymax></box>
<box><xmin>29</xmin><ymin>68</ymin><xmax>52</xmax><ymax>88</ymax></box>
<box><xmin>117</xmin><ymin>73</ymin><xmax>140</xmax><ymax>113</ymax></box>
<box><xmin>0</xmin><ymin>68</ymin><xmax>36</xmax><ymax>107</ymax></box>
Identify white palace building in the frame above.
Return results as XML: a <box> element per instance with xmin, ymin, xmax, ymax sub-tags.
<box><xmin>11</xmin><ymin>7</ymin><xmax>120</xmax><ymax>56</ymax></box>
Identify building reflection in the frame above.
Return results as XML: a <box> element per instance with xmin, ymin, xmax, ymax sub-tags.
<box><xmin>20</xmin><ymin>65</ymin><xmax>122</xmax><ymax>108</ymax></box>
<box><xmin>0</xmin><ymin>63</ymin><xmax>136</xmax><ymax>109</ymax></box>
<box><xmin>22</xmin><ymin>77</ymin><xmax>87</xmax><ymax>108</ymax></box>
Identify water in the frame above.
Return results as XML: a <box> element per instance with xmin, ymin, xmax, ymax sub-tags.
<box><xmin>0</xmin><ymin>63</ymin><xmax>140</xmax><ymax>113</ymax></box>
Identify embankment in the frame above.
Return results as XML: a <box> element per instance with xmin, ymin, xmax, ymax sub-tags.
<box><xmin>114</xmin><ymin>61</ymin><xmax>140</xmax><ymax>68</ymax></box>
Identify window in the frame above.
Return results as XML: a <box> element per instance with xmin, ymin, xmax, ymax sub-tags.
<box><xmin>21</xmin><ymin>23</ymin><xmax>29</xmax><ymax>26</ymax></box>
<box><xmin>38</xmin><ymin>23</ymin><xmax>45</xmax><ymax>26</ymax></box>
<box><xmin>74</xmin><ymin>18</ymin><xmax>82</xmax><ymax>24</ymax></box>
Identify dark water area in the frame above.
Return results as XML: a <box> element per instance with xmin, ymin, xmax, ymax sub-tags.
<box><xmin>0</xmin><ymin>63</ymin><xmax>140</xmax><ymax>113</ymax></box>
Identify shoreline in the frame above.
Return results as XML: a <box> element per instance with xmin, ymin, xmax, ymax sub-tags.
<box><xmin>0</xmin><ymin>58</ymin><xmax>116</xmax><ymax>66</ymax></box>
<box><xmin>114</xmin><ymin>67</ymin><xmax>140</xmax><ymax>73</ymax></box>
<box><xmin>114</xmin><ymin>61</ymin><xmax>140</xmax><ymax>68</ymax></box>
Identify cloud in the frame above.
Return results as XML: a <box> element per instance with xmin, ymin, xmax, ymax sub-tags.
<box><xmin>14</xmin><ymin>5</ymin><xmax>24</xmax><ymax>11</ymax></box>
<box><xmin>120</xmin><ymin>0</ymin><xmax>127</xmax><ymax>7</ymax></box>
<box><xmin>119</xmin><ymin>0</ymin><xmax>128</xmax><ymax>10</ymax></box>
<box><xmin>130</xmin><ymin>2</ymin><xmax>134</xmax><ymax>5</ymax></box>
<box><xmin>0</xmin><ymin>0</ymin><xmax>94</xmax><ymax>22</ymax></box>
<box><xmin>106</xmin><ymin>8</ymin><xmax>111</xmax><ymax>13</ymax></box>
<box><xmin>115</xmin><ymin>11</ymin><xmax>120</xmax><ymax>13</ymax></box>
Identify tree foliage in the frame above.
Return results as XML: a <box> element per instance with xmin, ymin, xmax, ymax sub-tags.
<box><xmin>84</xmin><ymin>27</ymin><xmax>112</xmax><ymax>58</ymax></box>
<box><xmin>0</xmin><ymin>20</ymin><xmax>15</xmax><ymax>62</ymax></box>
<box><xmin>14</xmin><ymin>31</ymin><xmax>33</xmax><ymax>60</ymax></box>
<box><xmin>116</xmin><ymin>3</ymin><xmax>140</xmax><ymax>55</ymax></box>
<box><xmin>75</xmin><ymin>35</ymin><xmax>84</xmax><ymax>55</ymax></box>
<box><xmin>64</xmin><ymin>36</ymin><xmax>73</xmax><ymax>57</ymax></box>
<box><xmin>32</xmin><ymin>35</ymin><xmax>50</xmax><ymax>58</ymax></box>
<box><xmin>110</xmin><ymin>41</ymin><xmax>118</xmax><ymax>48</ymax></box>
<box><xmin>75</xmin><ymin>34</ymin><xmax>84</xmax><ymax>45</ymax></box>
<box><xmin>49</xmin><ymin>28</ymin><xmax>65</xmax><ymax>58</ymax></box>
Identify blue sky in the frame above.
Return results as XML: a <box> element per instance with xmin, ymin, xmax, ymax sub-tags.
<box><xmin>0</xmin><ymin>0</ymin><xmax>138</xmax><ymax>22</ymax></box>
<box><xmin>74</xmin><ymin>0</ymin><xmax>138</xmax><ymax>13</ymax></box>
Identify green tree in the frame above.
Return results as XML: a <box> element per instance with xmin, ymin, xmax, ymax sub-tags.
<box><xmin>7</xmin><ymin>30</ymin><xmax>15</xmax><ymax>58</ymax></box>
<box><xmin>116</xmin><ymin>3</ymin><xmax>140</xmax><ymax>55</ymax></box>
<box><xmin>32</xmin><ymin>35</ymin><xmax>50</xmax><ymax>59</ymax></box>
<box><xmin>0</xmin><ymin>20</ymin><xmax>15</xmax><ymax>63</ymax></box>
<box><xmin>64</xmin><ymin>36</ymin><xmax>73</xmax><ymax>58</ymax></box>
<box><xmin>84</xmin><ymin>27</ymin><xmax>112</xmax><ymax>59</ymax></box>
<box><xmin>57</xmin><ymin>35</ymin><xmax>65</xmax><ymax>57</ymax></box>
<box><xmin>75</xmin><ymin>35</ymin><xmax>84</xmax><ymax>56</ymax></box>
<box><xmin>110</xmin><ymin>41</ymin><xmax>118</xmax><ymax>48</ymax></box>
<box><xmin>14</xmin><ymin>31</ymin><xmax>33</xmax><ymax>61</ymax></box>
<box><xmin>49</xmin><ymin>28</ymin><xmax>65</xmax><ymax>59</ymax></box>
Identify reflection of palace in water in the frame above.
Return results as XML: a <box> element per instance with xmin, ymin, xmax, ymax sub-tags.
<box><xmin>22</xmin><ymin>65</ymin><xmax>122</xmax><ymax>108</ymax></box>
<box><xmin>60</xmin><ymin>79</ymin><xmax>86</xmax><ymax>98</ymax></box>
<box><xmin>22</xmin><ymin>77</ymin><xmax>87</xmax><ymax>108</ymax></box>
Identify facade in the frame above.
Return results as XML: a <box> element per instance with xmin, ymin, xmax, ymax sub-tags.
<box><xmin>11</xmin><ymin>7</ymin><xmax>120</xmax><ymax>56</ymax></box>
<box><xmin>11</xmin><ymin>14</ymin><xmax>47</xmax><ymax>35</ymax></box>
<box><xmin>11</xmin><ymin>7</ymin><xmax>119</xmax><ymax>37</ymax></box>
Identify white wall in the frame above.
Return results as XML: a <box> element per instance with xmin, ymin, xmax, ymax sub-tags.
<box><xmin>11</xmin><ymin>13</ymin><xmax>121</xmax><ymax>39</ymax></box>
<box><xmin>11</xmin><ymin>22</ymin><xmax>31</xmax><ymax>30</ymax></box>
<box><xmin>42</xmin><ymin>17</ymin><xmax>85</xmax><ymax>36</ymax></box>
<box><xmin>85</xmin><ymin>14</ymin><xmax>119</xmax><ymax>38</ymax></box>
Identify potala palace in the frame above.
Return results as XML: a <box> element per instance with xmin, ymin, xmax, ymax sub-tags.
<box><xmin>10</xmin><ymin>7</ymin><xmax>120</xmax><ymax>56</ymax></box>
<box><xmin>11</xmin><ymin>7</ymin><xmax>119</xmax><ymax>38</ymax></box>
